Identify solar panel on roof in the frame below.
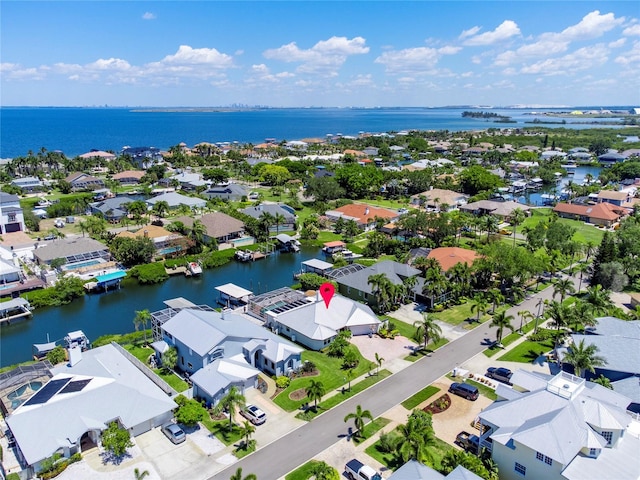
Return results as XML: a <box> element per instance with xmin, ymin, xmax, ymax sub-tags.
<box><xmin>23</xmin><ymin>378</ymin><xmax>71</xmax><ymax>406</ymax></box>
<box><xmin>59</xmin><ymin>379</ymin><xmax>92</xmax><ymax>394</ymax></box>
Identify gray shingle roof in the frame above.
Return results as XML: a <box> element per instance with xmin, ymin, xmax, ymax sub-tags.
<box><xmin>334</xmin><ymin>260</ymin><xmax>420</xmax><ymax>294</ymax></box>
<box><xmin>33</xmin><ymin>237</ymin><xmax>109</xmax><ymax>263</ymax></box>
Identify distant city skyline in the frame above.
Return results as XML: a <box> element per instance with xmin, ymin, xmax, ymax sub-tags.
<box><xmin>1</xmin><ymin>1</ymin><xmax>639</xmax><ymax>108</ymax></box>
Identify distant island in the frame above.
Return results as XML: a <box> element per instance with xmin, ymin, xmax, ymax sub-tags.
<box><xmin>461</xmin><ymin>111</ymin><xmax>514</xmax><ymax>123</ymax></box>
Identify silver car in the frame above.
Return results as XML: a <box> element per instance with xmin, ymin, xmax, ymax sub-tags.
<box><xmin>162</xmin><ymin>422</ymin><xmax>186</xmax><ymax>444</ymax></box>
<box><xmin>240</xmin><ymin>404</ymin><xmax>267</xmax><ymax>425</ymax></box>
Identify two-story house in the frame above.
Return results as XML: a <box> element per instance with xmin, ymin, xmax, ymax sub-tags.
<box><xmin>0</xmin><ymin>193</ymin><xmax>26</xmax><ymax>233</ymax></box>
<box><xmin>150</xmin><ymin>300</ymin><xmax>302</xmax><ymax>406</ymax></box>
<box><xmin>478</xmin><ymin>370</ymin><xmax>640</xmax><ymax>480</ymax></box>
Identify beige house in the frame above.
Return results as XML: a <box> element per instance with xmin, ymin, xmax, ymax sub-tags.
<box><xmin>410</xmin><ymin>188</ymin><xmax>469</xmax><ymax>211</ymax></box>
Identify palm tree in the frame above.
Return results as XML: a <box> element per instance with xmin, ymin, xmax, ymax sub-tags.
<box><xmin>238</xmin><ymin>420</ymin><xmax>256</xmax><ymax>450</ymax></box>
<box><xmin>576</xmin><ymin>262</ymin><xmax>590</xmax><ymax>293</ymax></box>
<box><xmin>568</xmin><ymin>300</ymin><xmax>596</xmax><ymax>333</ymax></box>
<box><xmin>490</xmin><ymin>310</ymin><xmax>515</xmax><ymax>346</ymax></box>
<box><xmin>562</xmin><ymin>339</ymin><xmax>606</xmax><ymax>378</ymax></box>
<box><xmin>592</xmin><ymin>374</ymin><xmax>613</xmax><ymax>389</ymax></box>
<box><xmin>343</xmin><ymin>405</ymin><xmax>373</xmax><ymax>439</ymax></box>
<box><xmin>510</xmin><ymin>208</ymin><xmax>526</xmax><ymax>247</ymax></box>
<box><xmin>395</xmin><ymin>411</ymin><xmax>436</xmax><ymax>463</ymax></box>
<box><xmin>133</xmin><ymin>309</ymin><xmax>151</xmax><ymax>344</ymax></box>
<box><xmin>215</xmin><ymin>386</ymin><xmax>246</xmax><ymax>432</ymax></box>
<box><xmin>487</xmin><ymin>288</ymin><xmax>504</xmax><ymax>314</ymax></box>
<box><xmin>134</xmin><ymin>468</ymin><xmax>149</xmax><ymax>480</ymax></box>
<box><xmin>552</xmin><ymin>277</ymin><xmax>576</xmax><ymax>303</ymax></box>
<box><xmin>517</xmin><ymin>310</ymin><xmax>533</xmax><ymax>333</ymax></box>
<box><xmin>161</xmin><ymin>347</ymin><xmax>177</xmax><ymax>372</ymax></box>
<box><xmin>273</xmin><ymin>212</ymin><xmax>286</xmax><ymax>234</ymax></box>
<box><xmin>585</xmin><ymin>284</ymin><xmax>613</xmax><ymax>315</ymax></box>
<box><xmin>189</xmin><ymin>219</ymin><xmax>208</xmax><ymax>251</ymax></box>
<box><xmin>367</xmin><ymin>273</ymin><xmax>392</xmax><ymax>313</ymax></box>
<box><xmin>544</xmin><ymin>300</ymin><xmax>573</xmax><ymax>347</ymax></box>
<box><xmin>483</xmin><ymin>214</ymin><xmax>499</xmax><ymax>242</ymax></box>
<box><xmin>470</xmin><ymin>295</ymin><xmax>489</xmax><ymax>322</ymax></box>
<box><xmin>305</xmin><ymin>379</ymin><xmax>326</xmax><ymax>411</ymax></box>
<box><xmin>374</xmin><ymin>352</ymin><xmax>384</xmax><ymax>375</ymax></box>
<box><xmin>259</xmin><ymin>211</ymin><xmax>275</xmax><ymax>238</ymax></box>
<box><xmin>309</xmin><ymin>461</ymin><xmax>337</xmax><ymax>480</ymax></box>
<box><xmin>229</xmin><ymin>467</ymin><xmax>257</xmax><ymax>480</ymax></box>
<box><xmin>413</xmin><ymin>313</ymin><xmax>443</xmax><ymax>351</ymax></box>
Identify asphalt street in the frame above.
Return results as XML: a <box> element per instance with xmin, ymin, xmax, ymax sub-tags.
<box><xmin>210</xmin><ymin>272</ymin><xmax>578</xmax><ymax>480</ymax></box>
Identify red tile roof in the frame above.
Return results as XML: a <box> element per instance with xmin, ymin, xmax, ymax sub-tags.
<box><xmin>553</xmin><ymin>202</ymin><xmax>625</xmax><ymax>221</ymax></box>
<box><xmin>333</xmin><ymin>204</ymin><xmax>398</xmax><ymax>224</ymax></box>
<box><xmin>427</xmin><ymin>247</ymin><xmax>479</xmax><ymax>272</ymax></box>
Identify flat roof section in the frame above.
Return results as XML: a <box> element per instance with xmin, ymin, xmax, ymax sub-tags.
<box><xmin>215</xmin><ymin>283</ymin><xmax>253</xmax><ymax>299</ymax></box>
<box><xmin>302</xmin><ymin>259</ymin><xmax>333</xmax><ymax>271</ymax></box>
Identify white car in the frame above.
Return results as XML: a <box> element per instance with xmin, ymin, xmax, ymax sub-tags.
<box><xmin>54</xmin><ymin>219</ymin><xmax>65</xmax><ymax>228</ymax></box>
<box><xmin>240</xmin><ymin>404</ymin><xmax>267</xmax><ymax>425</ymax></box>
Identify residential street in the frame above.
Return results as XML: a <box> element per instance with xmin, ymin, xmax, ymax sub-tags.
<box><xmin>209</xmin><ymin>271</ymin><xmax>581</xmax><ymax>480</ymax></box>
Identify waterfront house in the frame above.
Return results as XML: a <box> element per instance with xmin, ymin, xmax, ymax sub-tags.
<box><xmin>4</xmin><ymin>344</ymin><xmax>176</xmax><ymax>477</ymax></box>
<box><xmin>176</xmin><ymin>212</ymin><xmax>248</xmax><ymax>248</ymax></box>
<box><xmin>78</xmin><ymin>150</ymin><xmax>116</xmax><ymax>162</ymax></box>
<box><xmin>240</xmin><ymin>204</ymin><xmax>296</xmax><ymax>232</ymax></box>
<box><xmin>324</xmin><ymin>203</ymin><xmax>399</xmax><ymax>231</ymax></box>
<box><xmin>65</xmin><ymin>172</ymin><xmax>105</xmax><ymax>191</ymax></box>
<box><xmin>598</xmin><ymin>151</ymin><xmax>626</xmax><ymax>165</ymax></box>
<box><xmin>553</xmin><ymin>202</ymin><xmax>626</xmax><ymax>227</ymax></box>
<box><xmin>150</xmin><ymin>300</ymin><xmax>302</xmax><ymax>406</ymax></box>
<box><xmin>597</xmin><ymin>190</ymin><xmax>633</xmax><ymax>207</ymax></box>
<box><xmin>410</xmin><ymin>188</ymin><xmax>469</xmax><ymax>211</ymax></box>
<box><xmin>264</xmin><ymin>292</ymin><xmax>381</xmax><ymax>351</ymax></box>
<box><xmin>478</xmin><ymin>370</ymin><xmax>640</xmax><ymax>480</ymax></box>
<box><xmin>203</xmin><ymin>183</ymin><xmax>248</xmax><ymax>201</ymax></box>
<box><xmin>146</xmin><ymin>191</ymin><xmax>206</xmax><ymax>210</ymax></box>
<box><xmin>121</xmin><ymin>146</ymin><xmax>163</xmax><ymax>169</ymax></box>
<box><xmin>112</xmin><ymin>170</ymin><xmax>145</xmax><ymax>185</ymax></box>
<box><xmin>0</xmin><ymin>193</ymin><xmax>26</xmax><ymax>233</ymax></box>
<box><xmin>167</xmin><ymin>171</ymin><xmax>209</xmax><ymax>192</ymax></box>
<box><xmin>116</xmin><ymin>225</ymin><xmax>187</xmax><ymax>256</ymax></box>
<box><xmin>11</xmin><ymin>176</ymin><xmax>44</xmax><ymax>193</ymax></box>
<box><xmin>33</xmin><ymin>237</ymin><xmax>110</xmax><ymax>267</ymax></box>
<box><xmin>460</xmin><ymin>200</ymin><xmax>530</xmax><ymax>220</ymax></box>
<box><xmin>327</xmin><ymin>260</ymin><xmax>422</xmax><ymax>309</ymax></box>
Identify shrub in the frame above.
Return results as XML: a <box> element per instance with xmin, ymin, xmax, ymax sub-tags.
<box><xmin>301</xmin><ymin>361</ymin><xmax>316</xmax><ymax>373</ymax></box>
<box><xmin>378</xmin><ymin>431</ymin><xmax>397</xmax><ymax>453</ymax></box>
<box><xmin>128</xmin><ymin>263</ymin><xmax>169</xmax><ymax>284</ymax></box>
<box><xmin>7</xmin><ymin>473</ymin><xmax>20</xmax><ymax>480</ymax></box>
<box><xmin>276</xmin><ymin>376</ymin><xmax>291</xmax><ymax>389</ymax></box>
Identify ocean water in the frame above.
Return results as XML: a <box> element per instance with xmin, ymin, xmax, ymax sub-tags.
<box><xmin>0</xmin><ymin>106</ymin><xmax>627</xmax><ymax>159</ymax></box>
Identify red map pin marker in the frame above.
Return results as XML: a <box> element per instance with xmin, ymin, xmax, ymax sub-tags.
<box><xmin>319</xmin><ymin>283</ymin><xmax>335</xmax><ymax>308</ymax></box>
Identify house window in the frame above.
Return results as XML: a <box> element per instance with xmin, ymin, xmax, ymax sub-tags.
<box><xmin>589</xmin><ymin>448</ymin><xmax>599</xmax><ymax>457</ymax></box>
<box><xmin>514</xmin><ymin>463</ymin><xmax>526</xmax><ymax>476</ymax></box>
<box><xmin>181</xmin><ymin>356</ymin><xmax>184</xmax><ymax>365</ymax></box>
<box><xmin>8</xmin><ymin>214</ymin><xmax>16</xmax><ymax>222</ymax></box>
<box><xmin>536</xmin><ymin>452</ymin><xmax>552</xmax><ymax>465</ymax></box>
<box><xmin>601</xmin><ymin>431</ymin><xmax>613</xmax><ymax>445</ymax></box>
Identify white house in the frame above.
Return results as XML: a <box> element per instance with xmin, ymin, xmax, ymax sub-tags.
<box><xmin>0</xmin><ymin>193</ymin><xmax>26</xmax><ymax>233</ymax></box>
<box><xmin>478</xmin><ymin>370</ymin><xmax>640</xmax><ymax>480</ymax></box>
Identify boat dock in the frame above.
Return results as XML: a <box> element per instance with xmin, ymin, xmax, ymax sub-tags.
<box><xmin>84</xmin><ymin>270</ymin><xmax>126</xmax><ymax>292</ymax></box>
<box><xmin>0</xmin><ymin>298</ymin><xmax>33</xmax><ymax>325</ymax></box>
<box><xmin>235</xmin><ymin>250</ymin><xmax>267</xmax><ymax>262</ymax></box>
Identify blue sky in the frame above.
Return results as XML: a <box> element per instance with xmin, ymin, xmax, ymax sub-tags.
<box><xmin>1</xmin><ymin>1</ymin><xmax>639</xmax><ymax>107</ymax></box>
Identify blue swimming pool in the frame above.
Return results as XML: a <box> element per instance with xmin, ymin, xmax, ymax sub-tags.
<box><xmin>62</xmin><ymin>259</ymin><xmax>102</xmax><ymax>271</ymax></box>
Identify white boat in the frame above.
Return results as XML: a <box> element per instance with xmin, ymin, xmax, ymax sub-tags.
<box><xmin>235</xmin><ymin>250</ymin><xmax>253</xmax><ymax>262</ymax></box>
<box><xmin>188</xmin><ymin>262</ymin><xmax>202</xmax><ymax>275</ymax></box>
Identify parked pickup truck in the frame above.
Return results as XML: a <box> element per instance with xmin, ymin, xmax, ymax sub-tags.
<box><xmin>455</xmin><ymin>431</ymin><xmax>480</xmax><ymax>452</ymax></box>
<box><xmin>345</xmin><ymin>459</ymin><xmax>382</xmax><ymax>480</ymax></box>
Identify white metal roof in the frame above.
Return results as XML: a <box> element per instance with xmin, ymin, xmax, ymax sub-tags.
<box><xmin>215</xmin><ymin>283</ymin><xmax>253</xmax><ymax>299</ymax></box>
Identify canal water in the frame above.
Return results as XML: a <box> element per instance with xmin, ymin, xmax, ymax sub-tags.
<box><xmin>0</xmin><ymin>247</ymin><xmax>320</xmax><ymax>367</ymax></box>
<box><xmin>516</xmin><ymin>165</ymin><xmax>603</xmax><ymax>206</ymax></box>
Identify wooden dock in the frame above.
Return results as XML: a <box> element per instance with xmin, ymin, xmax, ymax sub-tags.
<box><xmin>0</xmin><ymin>298</ymin><xmax>33</xmax><ymax>325</ymax></box>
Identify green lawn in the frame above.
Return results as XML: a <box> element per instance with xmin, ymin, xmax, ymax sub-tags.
<box><xmin>434</xmin><ymin>302</ymin><xmax>490</xmax><ymax>326</ymax></box>
<box><xmin>401</xmin><ymin>386</ymin><xmax>440</xmax><ymax>410</ymax></box>
<box><xmin>518</xmin><ymin>208</ymin><xmax>605</xmax><ymax>245</ymax></box>
<box><xmin>295</xmin><ymin>370</ymin><xmax>392</xmax><ymax>421</ymax></box>
<box><xmin>465</xmin><ymin>379</ymin><xmax>498</xmax><ymax>401</ymax></box>
<box><xmin>404</xmin><ymin>338</ymin><xmax>449</xmax><ymax>362</ymax></box>
<box><xmin>274</xmin><ymin>349</ymin><xmax>378</xmax><ymax>412</ymax></box>
<box><xmin>497</xmin><ymin>338</ymin><xmax>555</xmax><ymax>363</ymax></box>
<box><xmin>124</xmin><ymin>344</ymin><xmax>189</xmax><ymax>392</ymax></box>
<box><xmin>354</xmin><ymin>417</ymin><xmax>392</xmax><ymax>444</ymax></box>
<box><xmin>202</xmin><ymin>419</ymin><xmax>244</xmax><ymax>446</ymax></box>
<box><xmin>285</xmin><ymin>460</ymin><xmax>334</xmax><ymax>480</ymax></box>
<box><xmin>382</xmin><ymin>316</ymin><xmax>419</xmax><ymax>343</ymax></box>
<box><xmin>482</xmin><ymin>315</ymin><xmax>540</xmax><ymax>357</ymax></box>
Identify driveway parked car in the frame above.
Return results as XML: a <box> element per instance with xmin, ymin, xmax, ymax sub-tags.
<box><xmin>162</xmin><ymin>422</ymin><xmax>186</xmax><ymax>444</ymax></box>
<box><xmin>449</xmin><ymin>382</ymin><xmax>479</xmax><ymax>401</ymax></box>
<box><xmin>240</xmin><ymin>404</ymin><xmax>267</xmax><ymax>425</ymax></box>
<box><xmin>486</xmin><ymin>367</ymin><xmax>513</xmax><ymax>385</ymax></box>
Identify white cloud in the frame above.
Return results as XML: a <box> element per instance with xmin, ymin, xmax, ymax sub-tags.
<box><xmin>263</xmin><ymin>36</ymin><xmax>369</xmax><ymax>75</ymax></box>
<box><xmin>87</xmin><ymin>58</ymin><xmax>132</xmax><ymax>71</ymax></box>
<box><xmin>558</xmin><ymin>10</ymin><xmax>623</xmax><ymax>41</ymax></box>
<box><xmin>142</xmin><ymin>12</ymin><xmax>156</xmax><ymax>20</ymax></box>
<box><xmin>614</xmin><ymin>40</ymin><xmax>640</xmax><ymax>65</ymax></box>
<box><xmin>623</xmin><ymin>24</ymin><xmax>640</xmax><ymax>36</ymax></box>
<box><xmin>521</xmin><ymin>44</ymin><xmax>609</xmax><ymax>75</ymax></box>
<box><xmin>463</xmin><ymin>20</ymin><xmax>520</xmax><ymax>46</ymax></box>
<box><xmin>157</xmin><ymin>45</ymin><xmax>233</xmax><ymax>67</ymax></box>
<box><xmin>374</xmin><ymin>46</ymin><xmax>457</xmax><ymax>73</ymax></box>
<box><xmin>609</xmin><ymin>38</ymin><xmax>626</xmax><ymax>48</ymax></box>
<box><xmin>459</xmin><ymin>26</ymin><xmax>481</xmax><ymax>40</ymax></box>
